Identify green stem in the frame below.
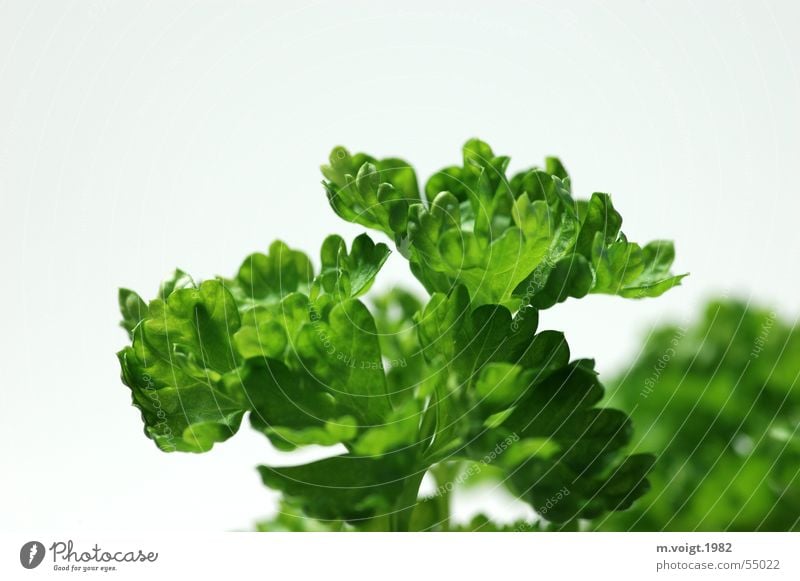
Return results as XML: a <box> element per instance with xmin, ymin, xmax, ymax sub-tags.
<box><xmin>430</xmin><ymin>463</ymin><xmax>454</xmax><ymax>530</ymax></box>
<box><xmin>391</xmin><ymin>470</ymin><xmax>426</xmax><ymax>532</ymax></box>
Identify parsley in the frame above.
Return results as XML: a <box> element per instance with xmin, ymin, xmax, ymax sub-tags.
<box><xmin>117</xmin><ymin>140</ymin><xmax>685</xmax><ymax>530</ymax></box>
<box><xmin>597</xmin><ymin>300</ymin><xmax>800</xmax><ymax>531</ymax></box>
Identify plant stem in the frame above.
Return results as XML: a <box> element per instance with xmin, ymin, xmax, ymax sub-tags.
<box><xmin>391</xmin><ymin>470</ymin><xmax>426</xmax><ymax>532</ymax></box>
<box><xmin>430</xmin><ymin>463</ymin><xmax>454</xmax><ymax>530</ymax></box>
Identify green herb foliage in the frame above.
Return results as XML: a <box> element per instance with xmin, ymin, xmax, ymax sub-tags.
<box><xmin>117</xmin><ymin>140</ymin><xmax>684</xmax><ymax>530</ymax></box>
<box><xmin>596</xmin><ymin>300</ymin><xmax>800</xmax><ymax>531</ymax></box>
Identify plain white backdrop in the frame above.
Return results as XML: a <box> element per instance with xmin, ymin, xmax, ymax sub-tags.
<box><xmin>1</xmin><ymin>0</ymin><xmax>799</xmax><ymax>532</ymax></box>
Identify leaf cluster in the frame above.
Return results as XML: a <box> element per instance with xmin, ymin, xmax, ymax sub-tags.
<box><xmin>117</xmin><ymin>140</ymin><xmax>684</xmax><ymax>530</ymax></box>
<box><xmin>597</xmin><ymin>300</ymin><xmax>800</xmax><ymax>531</ymax></box>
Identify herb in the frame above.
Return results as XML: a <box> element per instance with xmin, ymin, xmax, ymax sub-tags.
<box><xmin>596</xmin><ymin>300</ymin><xmax>800</xmax><ymax>531</ymax></box>
<box><xmin>117</xmin><ymin>140</ymin><xmax>684</xmax><ymax>530</ymax></box>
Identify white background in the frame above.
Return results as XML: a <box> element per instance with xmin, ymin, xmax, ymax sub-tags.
<box><xmin>1</xmin><ymin>0</ymin><xmax>799</xmax><ymax>532</ymax></box>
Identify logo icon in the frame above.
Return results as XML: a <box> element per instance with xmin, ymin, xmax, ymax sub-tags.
<box><xmin>20</xmin><ymin>541</ymin><xmax>46</xmax><ymax>569</ymax></box>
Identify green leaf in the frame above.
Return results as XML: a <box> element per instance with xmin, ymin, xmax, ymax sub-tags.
<box><xmin>324</xmin><ymin>140</ymin><xmax>684</xmax><ymax>308</ymax></box>
<box><xmin>258</xmin><ymin>454</ymin><xmax>411</xmax><ymax>522</ymax></box>
<box><xmin>295</xmin><ymin>299</ymin><xmax>392</xmax><ymax>424</ymax></box>
<box><xmin>119</xmin><ymin>235</ymin><xmax>396</xmax><ymax>457</ymax></box>
<box><xmin>516</xmin><ymin>330</ymin><xmax>571</xmax><ymax>378</ymax></box>
<box><xmin>118</xmin><ymin>288</ymin><xmax>148</xmax><ymax>337</ymax></box>
<box><xmin>410</xmin><ymin>281</ymin><xmax>652</xmax><ymax>524</ymax></box>
<box><xmin>475</xmin><ymin>363</ymin><xmax>534</xmax><ymax>411</ymax></box>
<box><xmin>143</xmin><ymin>280</ymin><xmax>241</xmax><ymax>372</ymax></box>
<box><xmin>472</xmin><ymin>357</ymin><xmax>651</xmax><ymax>523</ymax></box>
<box><xmin>243</xmin><ymin>358</ymin><xmax>357</xmax><ymax>450</ymax></box>
<box><xmin>233</xmin><ymin>291</ymin><xmax>310</xmax><ymax>363</ymax></box>
<box><xmin>416</xmin><ymin>284</ymin><xmax>472</xmax><ymax>368</ymax></box>
<box><xmin>352</xmin><ymin>399</ymin><xmax>423</xmax><ymax>456</ymax></box>
<box><xmin>315</xmin><ymin>232</ymin><xmax>391</xmax><ymax>299</ymax></box>
<box><xmin>526</xmin><ymin>254</ymin><xmax>594</xmax><ymax>309</ymax></box>
<box><xmin>158</xmin><ymin>268</ymin><xmax>194</xmax><ymax>298</ymax></box>
<box><xmin>322</xmin><ymin>147</ymin><xmax>419</xmax><ymax>238</ymax></box>
<box><xmin>230</xmin><ymin>240</ymin><xmax>314</xmax><ymax>304</ymax></box>
<box><xmin>591</xmin><ymin>236</ymin><xmax>687</xmax><ymax>298</ymax></box>
<box><xmin>575</xmin><ymin>193</ymin><xmax>622</xmax><ymax>258</ymax></box>
<box><xmin>507</xmin><ymin>450</ymin><xmax>654</xmax><ymax>522</ymax></box>
<box><xmin>117</xmin><ymin>279</ymin><xmax>247</xmax><ymax>452</ymax></box>
<box><xmin>502</xmin><ymin>359</ymin><xmax>604</xmax><ymax>436</ymax></box>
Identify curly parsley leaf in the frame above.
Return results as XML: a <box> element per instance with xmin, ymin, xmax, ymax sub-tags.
<box><xmin>117</xmin><ymin>280</ymin><xmax>247</xmax><ymax>452</ymax></box>
<box><xmin>117</xmin><ymin>140</ymin><xmax>684</xmax><ymax>530</ymax></box>
<box><xmin>117</xmin><ymin>234</ymin><xmax>394</xmax><ymax>453</ymax></box>
<box><xmin>323</xmin><ymin>139</ymin><xmax>685</xmax><ymax>308</ymax></box>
